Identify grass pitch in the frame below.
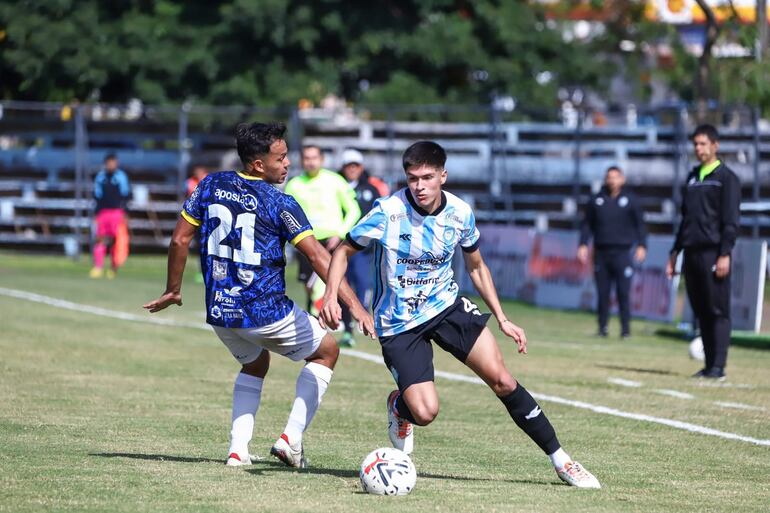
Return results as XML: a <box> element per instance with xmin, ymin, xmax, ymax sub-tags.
<box><xmin>0</xmin><ymin>253</ymin><xmax>768</xmax><ymax>513</ymax></box>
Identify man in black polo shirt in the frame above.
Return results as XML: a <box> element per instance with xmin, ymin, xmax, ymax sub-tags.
<box><xmin>666</xmin><ymin>124</ymin><xmax>741</xmax><ymax>380</ymax></box>
<box><xmin>578</xmin><ymin>166</ymin><xmax>647</xmax><ymax>338</ymax></box>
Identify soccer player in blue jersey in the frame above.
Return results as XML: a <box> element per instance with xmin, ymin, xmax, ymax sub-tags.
<box><xmin>144</xmin><ymin>122</ymin><xmax>374</xmax><ymax>468</ymax></box>
<box><xmin>320</xmin><ymin>141</ymin><xmax>600</xmax><ymax>488</ymax></box>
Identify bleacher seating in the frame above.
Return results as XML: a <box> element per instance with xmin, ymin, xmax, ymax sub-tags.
<box><xmin>1</xmin><ymin>108</ymin><xmax>769</xmax><ymax>254</ymax></box>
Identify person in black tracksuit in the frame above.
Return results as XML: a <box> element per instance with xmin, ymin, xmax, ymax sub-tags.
<box><xmin>578</xmin><ymin>166</ymin><xmax>647</xmax><ymax>338</ymax></box>
<box><xmin>666</xmin><ymin>124</ymin><xmax>741</xmax><ymax>380</ymax></box>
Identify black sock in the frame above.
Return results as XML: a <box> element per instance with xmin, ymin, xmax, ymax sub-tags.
<box><xmin>395</xmin><ymin>393</ymin><xmax>418</xmax><ymax>424</ymax></box>
<box><xmin>499</xmin><ymin>384</ymin><xmax>560</xmax><ymax>455</ymax></box>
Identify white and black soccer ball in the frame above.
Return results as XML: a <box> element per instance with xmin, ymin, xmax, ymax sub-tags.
<box><xmin>688</xmin><ymin>336</ymin><xmax>705</xmax><ymax>361</ymax></box>
<box><xmin>359</xmin><ymin>447</ymin><xmax>416</xmax><ymax>496</ymax></box>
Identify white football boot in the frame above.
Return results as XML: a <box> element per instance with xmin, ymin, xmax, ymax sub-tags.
<box><xmin>225</xmin><ymin>452</ymin><xmax>260</xmax><ymax>467</ymax></box>
<box><xmin>270</xmin><ymin>433</ymin><xmax>307</xmax><ymax>468</ymax></box>
<box><xmin>556</xmin><ymin>461</ymin><xmax>601</xmax><ymax>489</ymax></box>
<box><xmin>387</xmin><ymin>390</ymin><xmax>414</xmax><ymax>455</ymax></box>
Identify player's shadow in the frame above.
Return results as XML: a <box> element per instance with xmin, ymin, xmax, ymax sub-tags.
<box><xmin>89</xmin><ymin>453</ymin><xmax>558</xmax><ymax>487</ymax></box>
<box><xmin>245</xmin><ymin>460</ymin><xmax>558</xmax><ymax>487</ymax></box>
<box><xmin>595</xmin><ymin>364</ymin><xmax>677</xmax><ymax>376</ymax></box>
<box><xmin>89</xmin><ymin>452</ymin><xmax>222</xmax><ymax>464</ymax></box>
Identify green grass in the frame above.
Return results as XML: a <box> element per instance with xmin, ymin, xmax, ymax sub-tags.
<box><xmin>1</xmin><ymin>252</ymin><xmax>768</xmax><ymax>513</ymax></box>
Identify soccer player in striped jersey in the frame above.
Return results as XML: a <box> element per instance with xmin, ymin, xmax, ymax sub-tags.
<box><xmin>320</xmin><ymin>141</ymin><xmax>600</xmax><ymax>488</ymax></box>
<box><xmin>144</xmin><ymin>122</ymin><xmax>374</xmax><ymax>468</ymax></box>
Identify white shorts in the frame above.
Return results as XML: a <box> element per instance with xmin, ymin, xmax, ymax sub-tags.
<box><xmin>213</xmin><ymin>304</ymin><xmax>326</xmax><ymax>364</ymax></box>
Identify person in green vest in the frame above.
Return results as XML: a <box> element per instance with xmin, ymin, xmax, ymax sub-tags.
<box><xmin>285</xmin><ymin>145</ymin><xmax>361</xmax><ymax>347</ymax></box>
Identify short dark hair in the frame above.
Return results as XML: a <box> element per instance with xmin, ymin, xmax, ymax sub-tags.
<box><xmin>301</xmin><ymin>144</ymin><xmax>322</xmax><ymax>154</ymax></box>
<box><xmin>104</xmin><ymin>153</ymin><xmax>117</xmax><ymax>162</ymax></box>
<box><xmin>402</xmin><ymin>141</ymin><xmax>446</xmax><ymax>171</ymax></box>
<box><xmin>235</xmin><ymin>122</ymin><xmax>286</xmax><ymax>166</ymax></box>
<box><xmin>606</xmin><ymin>165</ymin><xmax>623</xmax><ymax>174</ymax></box>
<box><xmin>692</xmin><ymin>124</ymin><xmax>719</xmax><ymax>143</ymax></box>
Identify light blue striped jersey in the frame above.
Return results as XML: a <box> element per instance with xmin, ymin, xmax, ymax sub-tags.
<box><xmin>346</xmin><ymin>188</ymin><xmax>481</xmax><ymax>336</ymax></box>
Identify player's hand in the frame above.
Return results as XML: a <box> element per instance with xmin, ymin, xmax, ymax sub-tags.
<box><xmin>634</xmin><ymin>246</ymin><xmax>647</xmax><ymax>263</ymax></box>
<box><xmin>576</xmin><ymin>245</ymin><xmax>589</xmax><ymax>265</ymax></box>
<box><xmin>325</xmin><ymin>236</ymin><xmax>342</xmax><ymax>250</ymax></box>
<box><xmin>665</xmin><ymin>254</ymin><xmax>678</xmax><ymax>279</ymax></box>
<box><xmin>318</xmin><ymin>295</ymin><xmax>342</xmax><ymax>331</ymax></box>
<box><xmin>143</xmin><ymin>292</ymin><xmax>182</xmax><ymax>313</ymax></box>
<box><xmin>500</xmin><ymin>319</ymin><xmax>527</xmax><ymax>354</ymax></box>
<box><xmin>351</xmin><ymin>307</ymin><xmax>376</xmax><ymax>339</ymax></box>
<box><xmin>715</xmin><ymin>254</ymin><xmax>730</xmax><ymax>278</ymax></box>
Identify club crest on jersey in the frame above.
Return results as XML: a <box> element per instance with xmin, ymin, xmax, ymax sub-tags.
<box><xmin>237</xmin><ymin>268</ymin><xmax>254</xmax><ymax>286</ymax></box>
<box><xmin>442</xmin><ymin>226</ymin><xmax>455</xmax><ymax>243</ymax></box>
<box><xmin>212</xmin><ymin>259</ymin><xmax>227</xmax><ymax>281</ymax></box>
<box><xmin>595</xmin><ymin>197</ymin><xmax>605</xmax><ymax>206</ymax></box>
<box><xmin>210</xmin><ymin>305</ymin><xmax>222</xmax><ymax>320</ymax></box>
<box><xmin>618</xmin><ymin>196</ymin><xmax>628</xmax><ymax>207</ymax></box>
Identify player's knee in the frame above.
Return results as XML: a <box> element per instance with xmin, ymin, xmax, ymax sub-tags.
<box><xmin>310</xmin><ymin>334</ymin><xmax>339</xmax><ymax>367</ymax></box>
<box><xmin>411</xmin><ymin>402</ymin><xmax>439</xmax><ymax>426</ymax></box>
<box><xmin>490</xmin><ymin>374</ymin><xmax>517</xmax><ymax>396</ymax></box>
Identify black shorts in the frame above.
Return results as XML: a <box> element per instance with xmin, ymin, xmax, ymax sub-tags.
<box><xmin>379</xmin><ymin>296</ymin><xmax>491</xmax><ymax>392</ymax></box>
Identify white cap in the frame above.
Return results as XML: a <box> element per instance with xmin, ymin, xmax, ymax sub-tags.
<box><xmin>341</xmin><ymin>149</ymin><xmax>364</xmax><ymax>166</ymax></box>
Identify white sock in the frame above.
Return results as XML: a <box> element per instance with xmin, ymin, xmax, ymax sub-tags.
<box><xmin>549</xmin><ymin>447</ymin><xmax>571</xmax><ymax>469</ymax></box>
<box><xmin>228</xmin><ymin>372</ymin><xmax>263</xmax><ymax>457</ymax></box>
<box><xmin>283</xmin><ymin>362</ymin><xmax>333</xmax><ymax>443</ymax></box>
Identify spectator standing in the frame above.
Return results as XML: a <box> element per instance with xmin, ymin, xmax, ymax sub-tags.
<box><xmin>285</xmin><ymin>145</ymin><xmax>360</xmax><ymax>346</ymax></box>
<box><xmin>339</xmin><ymin>149</ymin><xmax>389</xmax><ymax>312</ymax></box>
<box><xmin>90</xmin><ymin>153</ymin><xmax>131</xmax><ymax>279</ymax></box>
<box><xmin>577</xmin><ymin>166</ymin><xmax>647</xmax><ymax>338</ymax></box>
<box><xmin>666</xmin><ymin>125</ymin><xmax>741</xmax><ymax>380</ymax></box>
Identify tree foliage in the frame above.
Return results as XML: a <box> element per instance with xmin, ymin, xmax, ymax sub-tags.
<box><xmin>0</xmin><ymin>0</ymin><xmax>765</xmax><ymax>113</ymax></box>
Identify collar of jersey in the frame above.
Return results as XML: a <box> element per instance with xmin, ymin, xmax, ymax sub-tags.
<box><xmin>405</xmin><ymin>189</ymin><xmax>447</xmax><ymax>217</ymax></box>
<box><xmin>237</xmin><ymin>171</ymin><xmax>263</xmax><ymax>181</ymax></box>
<box><xmin>698</xmin><ymin>160</ymin><xmax>721</xmax><ymax>181</ymax></box>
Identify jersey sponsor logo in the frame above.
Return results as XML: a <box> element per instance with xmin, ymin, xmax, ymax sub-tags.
<box><xmin>618</xmin><ymin>196</ymin><xmax>628</xmax><ymax>207</ymax></box>
<box><xmin>212</xmin><ymin>259</ymin><xmax>228</xmax><ymax>281</ymax></box>
<box><xmin>399</xmin><ymin>233</ymin><xmax>411</xmax><ymax>241</ymax></box>
<box><xmin>443</xmin><ymin>212</ymin><xmax>463</xmax><ymax>224</ymax></box>
<box><xmin>214</xmin><ymin>286</ymin><xmax>242</xmax><ymax>305</ymax></box>
<box><xmin>404</xmin><ymin>291</ymin><xmax>428</xmax><ymax>313</ymax></box>
<box><xmin>237</xmin><ymin>268</ymin><xmax>254</xmax><ymax>286</ymax></box>
<box><xmin>210</xmin><ymin>305</ymin><xmax>223</xmax><ymax>320</ymax></box>
<box><xmin>396</xmin><ymin>251</ymin><xmax>448</xmax><ymax>271</ymax></box>
<box><xmin>390</xmin><ymin>212</ymin><xmax>408</xmax><ymax>222</ymax></box>
<box><xmin>461</xmin><ymin>297</ymin><xmax>482</xmax><ymax>316</ymax></box>
<box><xmin>280</xmin><ymin>211</ymin><xmax>303</xmax><ymax>234</ymax></box>
<box><xmin>214</xmin><ymin>188</ymin><xmax>258</xmax><ymax>211</ymax></box>
<box><xmin>397</xmin><ymin>275</ymin><xmax>439</xmax><ymax>288</ymax></box>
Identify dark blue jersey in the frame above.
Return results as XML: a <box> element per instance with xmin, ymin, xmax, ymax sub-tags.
<box><xmin>182</xmin><ymin>171</ymin><xmax>313</xmax><ymax>328</ymax></box>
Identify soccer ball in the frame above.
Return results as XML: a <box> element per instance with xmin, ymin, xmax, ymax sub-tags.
<box><xmin>359</xmin><ymin>447</ymin><xmax>416</xmax><ymax>496</ymax></box>
<box><xmin>688</xmin><ymin>336</ymin><xmax>705</xmax><ymax>361</ymax></box>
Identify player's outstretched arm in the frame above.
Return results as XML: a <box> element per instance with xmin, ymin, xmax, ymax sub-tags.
<box><xmin>143</xmin><ymin>217</ymin><xmax>197</xmax><ymax>313</ymax></box>
<box><xmin>463</xmin><ymin>248</ymin><xmax>527</xmax><ymax>354</ymax></box>
<box><xmin>294</xmin><ymin>237</ymin><xmax>375</xmax><ymax>337</ymax></box>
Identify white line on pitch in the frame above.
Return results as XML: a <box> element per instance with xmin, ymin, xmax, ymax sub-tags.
<box><xmin>714</xmin><ymin>401</ymin><xmax>765</xmax><ymax>411</ymax></box>
<box><xmin>1</xmin><ymin>286</ymin><xmax>769</xmax><ymax>448</ymax></box>
<box><xmin>607</xmin><ymin>377</ymin><xmax>643</xmax><ymax>388</ymax></box>
<box><xmin>654</xmin><ymin>389</ymin><xmax>695</xmax><ymax>400</ymax></box>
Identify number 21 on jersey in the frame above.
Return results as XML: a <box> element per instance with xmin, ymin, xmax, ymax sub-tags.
<box><xmin>206</xmin><ymin>203</ymin><xmax>261</xmax><ymax>265</ymax></box>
